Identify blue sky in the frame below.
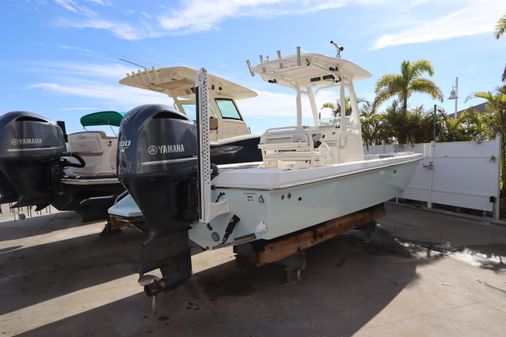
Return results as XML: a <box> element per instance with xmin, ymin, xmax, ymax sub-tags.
<box><xmin>1</xmin><ymin>0</ymin><xmax>506</xmax><ymax>134</ymax></box>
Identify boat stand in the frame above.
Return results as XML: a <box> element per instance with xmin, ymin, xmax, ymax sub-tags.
<box><xmin>234</xmin><ymin>204</ymin><xmax>384</xmax><ymax>284</ymax></box>
<box><xmin>99</xmin><ymin>220</ymin><xmax>122</xmax><ymax>237</ymax></box>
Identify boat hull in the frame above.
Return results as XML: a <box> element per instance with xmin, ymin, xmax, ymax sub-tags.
<box><xmin>57</xmin><ymin>177</ymin><xmax>124</xmax><ymax>221</ymax></box>
<box><xmin>189</xmin><ymin>157</ymin><xmax>420</xmax><ymax>248</ymax></box>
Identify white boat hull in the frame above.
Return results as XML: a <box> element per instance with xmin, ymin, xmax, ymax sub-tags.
<box><xmin>190</xmin><ymin>155</ymin><xmax>420</xmax><ymax>248</ymax></box>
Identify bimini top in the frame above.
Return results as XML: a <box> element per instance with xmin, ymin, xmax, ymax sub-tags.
<box><xmin>249</xmin><ymin>52</ymin><xmax>372</xmax><ymax>89</ymax></box>
<box><xmin>80</xmin><ymin>111</ymin><xmax>126</xmax><ymax>127</ymax></box>
<box><xmin>119</xmin><ymin>66</ymin><xmax>257</xmax><ymax>100</ymax></box>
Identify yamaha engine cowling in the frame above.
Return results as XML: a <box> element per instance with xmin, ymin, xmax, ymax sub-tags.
<box><xmin>0</xmin><ymin>111</ymin><xmax>66</xmax><ymax>207</ymax></box>
<box><xmin>117</xmin><ymin>104</ymin><xmax>199</xmax><ymax>292</ymax></box>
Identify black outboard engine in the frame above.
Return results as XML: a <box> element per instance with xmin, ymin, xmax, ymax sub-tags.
<box><xmin>0</xmin><ymin>171</ymin><xmax>18</xmax><ymax>203</ymax></box>
<box><xmin>117</xmin><ymin>104</ymin><xmax>199</xmax><ymax>294</ymax></box>
<box><xmin>0</xmin><ymin>111</ymin><xmax>66</xmax><ymax>208</ymax></box>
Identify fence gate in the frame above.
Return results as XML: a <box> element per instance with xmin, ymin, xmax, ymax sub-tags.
<box><xmin>365</xmin><ymin>138</ymin><xmax>501</xmax><ymax>219</ymax></box>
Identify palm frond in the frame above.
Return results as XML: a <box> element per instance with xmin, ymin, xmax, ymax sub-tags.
<box><xmin>495</xmin><ymin>14</ymin><xmax>506</xmax><ymax>39</ymax></box>
<box><xmin>375</xmin><ymin>74</ymin><xmax>401</xmax><ymax>92</ymax></box>
<box><xmin>473</xmin><ymin>91</ymin><xmax>495</xmax><ymax>101</ymax></box>
<box><xmin>372</xmin><ymin>89</ymin><xmax>394</xmax><ymax>112</ymax></box>
<box><xmin>409</xmin><ymin>78</ymin><xmax>443</xmax><ymax>101</ymax></box>
<box><xmin>410</xmin><ymin>59</ymin><xmax>435</xmax><ymax>77</ymax></box>
<box><xmin>400</xmin><ymin>60</ymin><xmax>411</xmax><ymax>82</ymax></box>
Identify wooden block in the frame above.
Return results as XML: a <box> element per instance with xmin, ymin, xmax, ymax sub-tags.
<box><xmin>256</xmin><ymin>206</ymin><xmax>384</xmax><ymax>266</ymax></box>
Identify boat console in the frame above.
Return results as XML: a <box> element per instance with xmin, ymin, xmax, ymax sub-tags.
<box><xmin>67</xmin><ymin>131</ymin><xmax>118</xmax><ymax>177</ymax></box>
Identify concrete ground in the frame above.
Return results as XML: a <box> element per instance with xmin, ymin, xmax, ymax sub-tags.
<box><xmin>0</xmin><ymin>203</ymin><xmax>505</xmax><ymax>337</ymax></box>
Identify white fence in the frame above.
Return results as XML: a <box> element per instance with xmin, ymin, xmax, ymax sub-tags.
<box><xmin>365</xmin><ymin>138</ymin><xmax>501</xmax><ymax>218</ymax></box>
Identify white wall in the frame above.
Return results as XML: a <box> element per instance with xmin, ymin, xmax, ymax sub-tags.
<box><xmin>365</xmin><ymin>138</ymin><xmax>501</xmax><ymax>215</ymax></box>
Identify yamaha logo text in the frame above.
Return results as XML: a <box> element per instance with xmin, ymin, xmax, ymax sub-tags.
<box><xmin>10</xmin><ymin>138</ymin><xmax>43</xmax><ymax>146</ymax></box>
<box><xmin>148</xmin><ymin>144</ymin><xmax>185</xmax><ymax>155</ymax></box>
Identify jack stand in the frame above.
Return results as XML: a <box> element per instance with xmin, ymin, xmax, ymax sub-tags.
<box><xmin>99</xmin><ymin>220</ymin><xmax>122</xmax><ymax>237</ymax></box>
<box><xmin>276</xmin><ymin>251</ymin><xmax>306</xmax><ymax>285</ymax></box>
<box><xmin>233</xmin><ymin>243</ymin><xmax>257</xmax><ymax>271</ymax></box>
<box><xmin>357</xmin><ymin>220</ymin><xmax>377</xmax><ymax>242</ymax></box>
<box><xmin>234</xmin><ymin>243</ymin><xmax>306</xmax><ymax>285</ymax></box>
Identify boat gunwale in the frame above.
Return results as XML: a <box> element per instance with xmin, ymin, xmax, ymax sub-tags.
<box><xmin>213</xmin><ymin>154</ymin><xmax>422</xmax><ymax>191</ymax></box>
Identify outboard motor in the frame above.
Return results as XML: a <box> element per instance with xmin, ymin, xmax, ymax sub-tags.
<box><xmin>0</xmin><ymin>171</ymin><xmax>18</xmax><ymax>203</ymax></box>
<box><xmin>0</xmin><ymin>111</ymin><xmax>66</xmax><ymax>208</ymax></box>
<box><xmin>117</xmin><ymin>104</ymin><xmax>199</xmax><ymax>294</ymax></box>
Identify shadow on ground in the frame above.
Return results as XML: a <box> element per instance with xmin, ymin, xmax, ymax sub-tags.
<box><xmin>0</xmin><ymin>211</ymin><xmax>91</xmax><ymax>241</ymax></box>
<box><xmin>13</xmin><ymin>229</ymin><xmax>423</xmax><ymax>337</ymax></box>
<box><xmin>381</xmin><ymin>204</ymin><xmax>506</xmax><ymax>273</ymax></box>
<box><xmin>0</xmin><ymin>229</ymin><xmax>141</xmax><ymax>315</ymax></box>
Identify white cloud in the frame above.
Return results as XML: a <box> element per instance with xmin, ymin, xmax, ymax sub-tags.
<box><xmin>157</xmin><ymin>0</ymin><xmax>354</xmax><ymax>33</ymax></box>
<box><xmin>372</xmin><ymin>0</ymin><xmax>506</xmax><ymax>49</ymax></box>
<box><xmin>29</xmin><ymin>81</ymin><xmax>171</xmax><ymax>110</ymax></box>
<box><xmin>85</xmin><ymin>0</ymin><xmax>112</xmax><ymax>6</ymax></box>
<box><xmin>53</xmin><ymin>0</ymin><xmax>96</xmax><ymax>17</ymax></box>
<box><xmin>30</xmin><ymin>61</ymin><xmax>136</xmax><ymax>80</ymax></box>
<box><xmin>26</xmin><ymin>61</ymin><xmax>171</xmax><ymax>110</ymax></box>
<box><xmin>57</xmin><ymin>44</ymin><xmax>92</xmax><ymax>54</ymax></box>
<box><xmin>49</xmin><ymin>0</ymin><xmax>383</xmax><ymax>39</ymax></box>
<box><xmin>158</xmin><ymin>0</ymin><xmax>286</xmax><ymax>33</ymax></box>
<box><xmin>54</xmin><ymin>0</ymin><xmax>79</xmax><ymax>13</ymax></box>
<box><xmin>55</xmin><ymin>18</ymin><xmax>140</xmax><ymax>40</ymax></box>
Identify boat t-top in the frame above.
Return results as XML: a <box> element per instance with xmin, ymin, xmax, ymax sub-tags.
<box><xmin>109</xmin><ymin>45</ymin><xmax>423</xmax><ymax>295</ymax></box>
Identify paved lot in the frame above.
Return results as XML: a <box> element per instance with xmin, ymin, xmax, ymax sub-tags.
<box><xmin>0</xmin><ymin>203</ymin><xmax>505</xmax><ymax>337</ymax></box>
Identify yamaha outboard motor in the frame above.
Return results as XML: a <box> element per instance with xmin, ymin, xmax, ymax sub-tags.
<box><xmin>117</xmin><ymin>104</ymin><xmax>199</xmax><ymax>293</ymax></box>
<box><xmin>0</xmin><ymin>111</ymin><xmax>66</xmax><ymax>208</ymax></box>
<box><xmin>0</xmin><ymin>171</ymin><xmax>18</xmax><ymax>204</ymax></box>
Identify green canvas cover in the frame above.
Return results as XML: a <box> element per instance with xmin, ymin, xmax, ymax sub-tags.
<box><xmin>80</xmin><ymin>111</ymin><xmax>126</xmax><ymax>127</ymax></box>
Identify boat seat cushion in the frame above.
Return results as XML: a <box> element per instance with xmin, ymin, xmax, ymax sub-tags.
<box><xmin>69</xmin><ymin>131</ymin><xmax>108</xmax><ymax>154</ymax></box>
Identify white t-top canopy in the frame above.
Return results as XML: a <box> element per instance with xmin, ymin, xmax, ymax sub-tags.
<box><xmin>251</xmin><ymin>53</ymin><xmax>371</xmax><ymax>89</ymax></box>
<box><xmin>247</xmin><ymin>50</ymin><xmax>372</xmax><ymax>127</ymax></box>
<box><xmin>119</xmin><ymin>66</ymin><xmax>257</xmax><ymax>100</ymax></box>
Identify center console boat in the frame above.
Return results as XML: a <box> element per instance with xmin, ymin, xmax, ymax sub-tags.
<box><xmin>109</xmin><ymin>46</ymin><xmax>423</xmax><ymax>295</ymax></box>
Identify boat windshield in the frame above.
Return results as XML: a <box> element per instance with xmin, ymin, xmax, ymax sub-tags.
<box><xmin>215</xmin><ymin>99</ymin><xmax>242</xmax><ymax>120</ymax></box>
<box><xmin>319</xmin><ymin>107</ymin><xmax>339</xmax><ymax>126</ymax></box>
<box><xmin>180</xmin><ymin>103</ymin><xmax>197</xmax><ymax>120</ymax></box>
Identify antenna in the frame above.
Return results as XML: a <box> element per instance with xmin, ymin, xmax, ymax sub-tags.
<box><xmin>118</xmin><ymin>57</ymin><xmax>148</xmax><ymax>70</ymax></box>
<box><xmin>246</xmin><ymin>60</ymin><xmax>255</xmax><ymax>77</ymax></box>
<box><xmin>330</xmin><ymin>41</ymin><xmax>344</xmax><ymax>58</ymax></box>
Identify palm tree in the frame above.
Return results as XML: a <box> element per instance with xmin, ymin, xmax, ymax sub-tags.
<box><xmin>360</xmin><ymin>102</ymin><xmax>388</xmax><ymax>149</ymax></box>
<box><xmin>469</xmin><ymin>87</ymin><xmax>506</xmax><ymax>193</ymax></box>
<box><xmin>372</xmin><ymin>59</ymin><xmax>443</xmax><ymax>144</ymax></box>
<box><xmin>495</xmin><ymin>14</ymin><xmax>506</xmax><ymax>82</ymax></box>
